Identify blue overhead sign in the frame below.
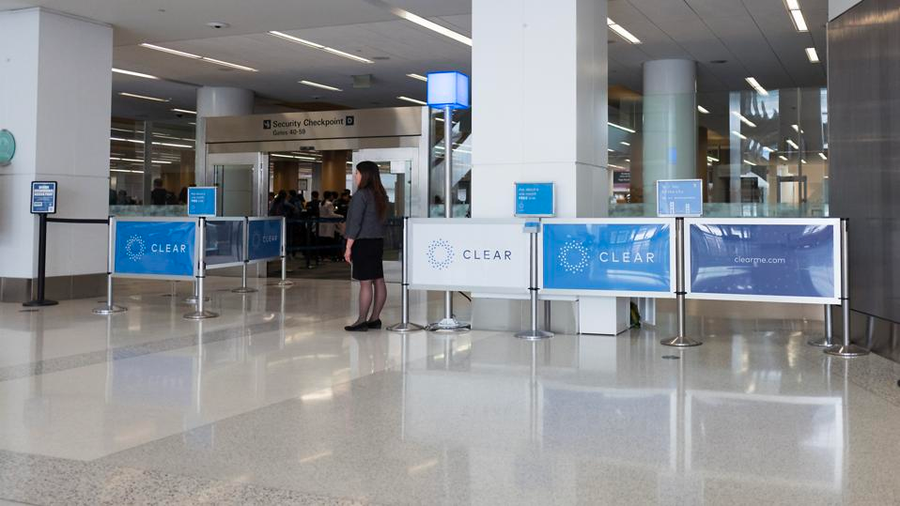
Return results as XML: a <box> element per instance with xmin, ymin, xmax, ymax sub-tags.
<box><xmin>657</xmin><ymin>179</ymin><xmax>703</xmax><ymax>217</ymax></box>
<box><xmin>427</xmin><ymin>71</ymin><xmax>470</xmax><ymax>110</ymax></box>
<box><xmin>113</xmin><ymin>220</ymin><xmax>197</xmax><ymax>279</ymax></box>
<box><xmin>687</xmin><ymin>220</ymin><xmax>840</xmax><ymax>303</ymax></box>
<box><xmin>248</xmin><ymin>219</ymin><xmax>282</xmax><ymax>261</ymax></box>
<box><xmin>187</xmin><ymin>187</ymin><xmax>217</xmax><ymax>217</ymax></box>
<box><xmin>31</xmin><ymin>181</ymin><xmax>57</xmax><ymax>214</ymax></box>
<box><xmin>542</xmin><ymin>220</ymin><xmax>675</xmax><ymax>296</ymax></box>
<box><xmin>515</xmin><ymin>182</ymin><xmax>555</xmax><ymax>217</ymax></box>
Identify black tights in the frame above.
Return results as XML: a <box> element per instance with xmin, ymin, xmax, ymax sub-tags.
<box><xmin>356</xmin><ymin>278</ymin><xmax>386</xmax><ymax>324</ymax></box>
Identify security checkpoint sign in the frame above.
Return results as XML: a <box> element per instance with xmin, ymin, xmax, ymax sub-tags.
<box><xmin>113</xmin><ymin>220</ymin><xmax>197</xmax><ymax>279</ymax></box>
<box><xmin>408</xmin><ymin>219</ymin><xmax>530</xmax><ymax>294</ymax></box>
<box><xmin>541</xmin><ymin>219</ymin><xmax>676</xmax><ymax>298</ymax></box>
<box><xmin>657</xmin><ymin>179</ymin><xmax>703</xmax><ymax>217</ymax></box>
<box><xmin>30</xmin><ymin>181</ymin><xmax>58</xmax><ymax>214</ymax></box>
<box><xmin>248</xmin><ymin>218</ymin><xmax>282</xmax><ymax>261</ymax></box>
<box><xmin>686</xmin><ymin>218</ymin><xmax>841</xmax><ymax>304</ymax></box>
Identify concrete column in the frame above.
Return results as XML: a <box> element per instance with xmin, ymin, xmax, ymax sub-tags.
<box><xmin>321</xmin><ymin>150</ymin><xmax>349</xmax><ymax>194</ymax></box>
<box><xmin>0</xmin><ymin>8</ymin><xmax>112</xmax><ymax>302</ymax></box>
<box><xmin>641</xmin><ymin>59</ymin><xmax>697</xmax><ymax>207</ymax></box>
<box><xmin>194</xmin><ymin>87</ymin><xmax>254</xmax><ymax>185</ymax></box>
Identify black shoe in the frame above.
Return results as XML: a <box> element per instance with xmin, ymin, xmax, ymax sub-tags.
<box><xmin>344</xmin><ymin>321</ymin><xmax>369</xmax><ymax>332</ymax></box>
<box><xmin>367</xmin><ymin>319</ymin><xmax>382</xmax><ymax>329</ymax></box>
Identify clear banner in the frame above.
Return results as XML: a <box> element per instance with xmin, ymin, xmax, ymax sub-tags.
<box><xmin>113</xmin><ymin>219</ymin><xmax>197</xmax><ymax>280</ymax></box>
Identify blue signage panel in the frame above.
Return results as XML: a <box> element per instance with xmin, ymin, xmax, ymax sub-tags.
<box><xmin>114</xmin><ymin>221</ymin><xmax>197</xmax><ymax>278</ymax></box>
<box><xmin>543</xmin><ymin>222</ymin><xmax>673</xmax><ymax>295</ymax></box>
<box><xmin>31</xmin><ymin>181</ymin><xmax>57</xmax><ymax>214</ymax></box>
<box><xmin>187</xmin><ymin>187</ymin><xmax>217</xmax><ymax>217</ymax></box>
<box><xmin>657</xmin><ymin>179</ymin><xmax>703</xmax><ymax>217</ymax></box>
<box><xmin>516</xmin><ymin>182</ymin><xmax>555</xmax><ymax>217</ymax></box>
<box><xmin>248</xmin><ymin>219</ymin><xmax>282</xmax><ymax>261</ymax></box>
<box><xmin>688</xmin><ymin>222</ymin><xmax>838</xmax><ymax>302</ymax></box>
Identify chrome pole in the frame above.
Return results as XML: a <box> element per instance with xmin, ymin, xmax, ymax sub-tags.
<box><xmin>661</xmin><ymin>218</ymin><xmax>701</xmax><ymax>347</ymax></box>
<box><xmin>826</xmin><ymin>219</ymin><xmax>868</xmax><ymax>357</ymax></box>
<box><xmin>93</xmin><ymin>216</ymin><xmax>126</xmax><ymax>315</ymax></box>
<box><xmin>234</xmin><ymin>217</ymin><xmax>257</xmax><ymax>294</ymax></box>
<box><xmin>185</xmin><ymin>217</ymin><xmax>219</xmax><ymax>320</ymax></box>
<box><xmin>517</xmin><ymin>226</ymin><xmax>553</xmax><ymax>340</ymax></box>
<box><xmin>388</xmin><ymin>217</ymin><xmax>424</xmax><ymax>333</ymax></box>
<box><xmin>278</xmin><ymin>216</ymin><xmax>294</xmax><ymax>288</ymax></box>
<box><xmin>808</xmin><ymin>305</ymin><xmax>834</xmax><ymax>347</ymax></box>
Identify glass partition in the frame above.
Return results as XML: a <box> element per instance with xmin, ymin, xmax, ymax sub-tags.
<box><xmin>429</xmin><ymin>108</ymin><xmax>472</xmax><ymax>217</ymax></box>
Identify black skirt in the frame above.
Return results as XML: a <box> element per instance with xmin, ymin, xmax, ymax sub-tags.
<box><xmin>351</xmin><ymin>238</ymin><xmax>384</xmax><ymax>281</ymax></box>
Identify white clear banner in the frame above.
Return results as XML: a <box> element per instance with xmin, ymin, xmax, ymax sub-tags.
<box><xmin>409</xmin><ymin>219</ymin><xmax>530</xmax><ymax>294</ymax></box>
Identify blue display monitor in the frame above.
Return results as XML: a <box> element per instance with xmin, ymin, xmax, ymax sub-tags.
<box><xmin>657</xmin><ymin>179</ymin><xmax>703</xmax><ymax>217</ymax></box>
<box><xmin>31</xmin><ymin>181</ymin><xmax>58</xmax><ymax>214</ymax></box>
<box><xmin>515</xmin><ymin>182</ymin><xmax>555</xmax><ymax>217</ymax></box>
<box><xmin>187</xmin><ymin>186</ymin><xmax>217</xmax><ymax>217</ymax></box>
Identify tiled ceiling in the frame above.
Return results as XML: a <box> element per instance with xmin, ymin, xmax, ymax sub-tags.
<box><xmin>0</xmin><ymin>0</ymin><xmax>828</xmax><ymax>122</ymax></box>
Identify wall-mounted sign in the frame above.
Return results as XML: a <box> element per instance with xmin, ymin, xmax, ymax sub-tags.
<box><xmin>541</xmin><ymin>219</ymin><xmax>676</xmax><ymax>297</ymax></box>
<box><xmin>408</xmin><ymin>219</ymin><xmax>530</xmax><ymax>294</ymax></box>
<box><xmin>0</xmin><ymin>129</ymin><xmax>15</xmax><ymax>166</ymax></box>
<box><xmin>113</xmin><ymin>220</ymin><xmax>197</xmax><ymax>280</ymax></box>
<box><xmin>187</xmin><ymin>187</ymin><xmax>217</xmax><ymax>217</ymax></box>
<box><xmin>657</xmin><ymin>179</ymin><xmax>703</xmax><ymax>217</ymax></box>
<box><xmin>30</xmin><ymin>181</ymin><xmax>57</xmax><ymax>214</ymax></box>
<box><xmin>515</xmin><ymin>182</ymin><xmax>555</xmax><ymax>217</ymax></box>
<box><xmin>686</xmin><ymin>218</ymin><xmax>841</xmax><ymax>304</ymax></box>
<box><xmin>248</xmin><ymin>218</ymin><xmax>282</xmax><ymax>261</ymax></box>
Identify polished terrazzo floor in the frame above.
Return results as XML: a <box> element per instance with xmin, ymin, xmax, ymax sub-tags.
<box><xmin>2</xmin><ymin>277</ymin><xmax>900</xmax><ymax>505</ymax></box>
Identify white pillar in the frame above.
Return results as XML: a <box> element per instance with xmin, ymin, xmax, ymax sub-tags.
<box><xmin>472</xmin><ymin>0</ymin><xmax>608</xmax><ymax>219</ymax></box>
<box><xmin>0</xmin><ymin>8</ymin><xmax>112</xmax><ymax>300</ymax></box>
<box><xmin>642</xmin><ymin>59</ymin><xmax>697</xmax><ymax>207</ymax></box>
<box><xmin>194</xmin><ymin>86</ymin><xmax>254</xmax><ymax>185</ymax></box>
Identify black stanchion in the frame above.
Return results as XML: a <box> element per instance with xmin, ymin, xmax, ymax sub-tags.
<box><xmin>24</xmin><ymin>213</ymin><xmax>57</xmax><ymax>307</ymax></box>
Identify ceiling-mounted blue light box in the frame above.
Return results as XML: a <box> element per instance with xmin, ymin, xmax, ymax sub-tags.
<box><xmin>426</xmin><ymin>71</ymin><xmax>470</xmax><ymax>110</ymax></box>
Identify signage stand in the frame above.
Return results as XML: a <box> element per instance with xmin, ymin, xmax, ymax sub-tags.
<box><xmin>387</xmin><ymin>216</ymin><xmax>425</xmax><ymax>333</ymax></box>
<box><xmin>660</xmin><ymin>218</ymin><xmax>701</xmax><ymax>348</ymax></box>
<box><xmin>825</xmin><ymin>219</ymin><xmax>869</xmax><ymax>357</ymax></box>
<box><xmin>807</xmin><ymin>306</ymin><xmax>835</xmax><ymax>347</ymax></box>
<box><xmin>184</xmin><ymin>218</ymin><xmax>219</xmax><ymax>320</ymax></box>
<box><xmin>516</xmin><ymin>223</ymin><xmax>553</xmax><ymax>340</ymax></box>
<box><xmin>92</xmin><ymin>217</ymin><xmax>127</xmax><ymax>315</ymax></box>
<box><xmin>232</xmin><ymin>217</ymin><xmax>258</xmax><ymax>294</ymax></box>
<box><xmin>23</xmin><ymin>213</ymin><xmax>58</xmax><ymax>307</ymax></box>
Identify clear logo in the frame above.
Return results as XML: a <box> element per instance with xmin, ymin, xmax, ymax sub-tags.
<box><xmin>558</xmin><ymin>241</ymin><xmax>589</xmax><ymax>274</ymax></box>
<box><xmin>125</xmin><ymin>235</ymin><xmax>146</xmax><ymax>261</ymax></box>
<box><xmin>427</xmin><ymin>239</ymin><xmax>454</xmax><ymax>270</ymax></box>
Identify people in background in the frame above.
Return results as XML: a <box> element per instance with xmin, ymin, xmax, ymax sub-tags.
<box><xmin>318</xmin><ymin>191</ymin><xmax>339</xmax><ymax>254</ymax></box>
<box><xmin>334</xmin><ymin>189</ymin><xmax>352</xmax><ymax>217</ymax></box>
<box><xmin>343</xmin><ymin>161</ymin><xmax>389</xmax><ymax>332</ymax></box>
<box><xmin>178</xmin><ymin>187</ymin><xmax>188</xmax><ymax>205</ymax></box>
<box><xmin>109</xmin><ymin>188</ymin><xmax>117</xmax><ymax>206</ymax></box>
<box><xmin>150</xmin><ymin>178</ymin><xmax>168</xmax><ymax>206</ymax></box>
<box><xmin>307</xmin><ymin>191</ymin><xmax>321</xmax><ymax>217</ymax></box>
<box><xmin>269</xmin><ymin>189</ymin><xmax>298</xmax><ymax>217</ymax></box>
<box><xmin>288</xmin><ymin>190</ymin><xmax>305</xmax><ymax>217</ymax></box>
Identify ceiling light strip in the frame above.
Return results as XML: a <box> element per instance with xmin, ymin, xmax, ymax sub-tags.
<box><xmin>697</xmin><ymin>105</ymin><xmax>710</xmax><ymax>114</ymax></box>
<box><xmin>299</xmin><ymin>80</ymin><xmax>342</xmax><ymax>91</ymax></box>
<box><xmin>112</xmin><ymin>68</ymin><xmax>159</xmax><ymax>80</ymax></box>
<box><xmin>118</xmin><ymin>92</ymin><xmax>170</xmax><ymax>103</ymax></box>
<box><xmin>398</xmin><ymin>95</ymin><xmax>427</xmax><ymax>105</ymax></box>
<box><xmin>609</xmin><ymin>122</ymin><xmax>636</xmax><ymax>134</ymax></box>
<box><xmin>140</xmin><ymin>43</ymin><xmax>257</xmax><ymax>72</ymax></box>
<box><xmin>607</xmin><ymin>18</ymin><xmax>641</xmax><ymax>44</ymax></box>
<box><xmin>806</xmin><ymin>47</ymin><xmax>820</xmax><ymax>63</ymax></box>
<box><xmin>268</xmin><ymin>31</ymin><xmax>373</xmax><ymax>63</ymax></box>
<box><xmin>732</xmin><ymin>111</ymin><xmax>757</xmax><ymax>128</ymax></box>
<box><xmin>407</xmin><ymin>73</ymin><xmax>428</xmax><ymax>82</ymax></box>
<box><xmin>745</xmin><ymin>77</ymin><xmax>769</xmax><ymax>96</ymax></box>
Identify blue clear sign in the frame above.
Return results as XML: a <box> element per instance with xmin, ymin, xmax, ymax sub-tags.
<box><xmin>114</xmin><ymin>221</ymin><xmax>196</xmax><ymax>278</ymax></box>
<box><xmin>657</xmin><ymin>179</ymin><xmax>702</xmax><ymax>217</ymax></box>
<box><xmin>31</xmin><ymin>181</ymin><xmax>57</xmax><ymax>214</ymax></box>
<box><xmin>689</xmin><ymin>223</ymin><xmax>836</xmax><ymax>300</ymax></box>
<box><xmin>187</xmin><ymin>187</ymin><xmax>217</xmax><ymax>217</ymax></box>
<box><xmin>543</xmin><ymin>222</ymin><xmax>672</xmax><ymax>294</ymax></box>
<box><xmin>516</xmin><ymin>182</ymin><xmax>555</xmax><ymax>217</ymax></box>
<box><xmin>248</xmin><ymin>219</ymin><xmax>282</xmax><ymax>261</ymax></box>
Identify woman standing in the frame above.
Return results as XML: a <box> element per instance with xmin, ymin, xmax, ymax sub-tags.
<box><xmin>343</xmin><ymin>161</ymin><xmax>389</xmax><ymax>331</ymax></box>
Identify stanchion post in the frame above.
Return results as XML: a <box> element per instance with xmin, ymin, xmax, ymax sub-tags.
<box><xmin>808</xmin><ymin>305</ymin><xmax>834</xmax><ymax>347</ymax></box>
<box><xmin>661</xmin><ymin>218</ymin><xmax>701</xmax><ymax>348</ymax></box>
<box><xmin>516</xmin><ymin>223</ymin><xmax>553</xmax><ymax>340</ymax></box>
<box><xmin>826</xmin><ymin>219</ymin><xmax>868</xmax><ymax>357</ymax></box>
<box><xmin>233</xmin><ymin>217</ymin><xmax>257</xmax><ymax>294</ymax></box>
<box><xmin>23</xmin><ymin>213</ymin><xmax>58</xmax><ymax>307</ymax></box>
<box><xmin>93</xmin><ymin>217</ymin><xmax>126</xmax><ymax>315</ymax></box>
<box><xmin>185</xmin><ymin>217</ymin><xmax>219</xmax><ymax>320</ymax></box>
<box><xmin>388</xmin><ymin>216</ymin><xmax>424</xmax><ymax>333</ymax></box>
<box><xmin>278</xmin><ymin>217</ymin><xmax>294</xmax><ymax>288</ymax></box>
<box><xmin>427</xmin><ymin>105</ymin><xmax>470</xmax><ymax>333</ymax></box>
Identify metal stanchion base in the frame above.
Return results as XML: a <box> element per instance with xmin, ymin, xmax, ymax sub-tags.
<box><xmin>660</xmin><ymin>335</ymin><xmax>702</xmax><ymax>348</ymax></box>
<box><xmin>387</xmin><ymin>322</ymin><xmax>426</xmax><ymax>333</ymax></box>
<box><xmin>184</xmin><ymin>310</ymin><xmax>219</xmax><ymax>320</ymax></box>
<box><xmin>277</xmin><ymin>280</ymin><xmax>295</xmax><ymax>288</ymax></box>
<box><xmin>807</xmin><ymin>337</ymin><xmax>833</xmax><ymax>348</ymax></box>
<box><xmin>92</xmin><ymin>305</ymin><xmax>127</xmax><ymax>315</ymax></box>
<box><xmin>231</xmin><ymin>287</ymin><xmax>258</xmax><ymax>294</ymax></box>
<box><xmin>824</xmin><ymin>344</ymin><xmax>869</xmax><ymax>358</ymax></box>
<box><xmin>515</xmin><ymin>329</ymin><xmax>554</xmax><ymax>341</ymax></box>
<box><xmin>426</xmin><ymin>318</ymin><xmax>471</xmax><ymax>333</ymax></box>
<box><xmin>183</xmin><ymin>296</ymin><xmax>210</xmax><ymax>304</ymax></box>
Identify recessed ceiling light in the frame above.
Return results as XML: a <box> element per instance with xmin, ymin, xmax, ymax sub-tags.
<box><xmin>801</xmin><ymin>159</ymin><xmax>808</xmax><ymax>164</ymax></box>
<box><xmin>707</xmin><ymin>156</ymin><xmax>720</xmax><ymax>162</ymax></box>
<box><xmin>171</xmin><ymin>108</ymin><xmax>197</xmax><ymax>115</ymax></box>
<box><xmin>110</xmin><ymin>156</ymin><xmax>171</xmax><ymax>164</ymax></box>
<box><xmin>621</xmin><ymin>141</ymin><xmax>631</xmax><ymax>146</ymax></box>
<box><xmin>786</xmin><ymin>139</ymin><xmax>800</xmax><ymax>149</ymax></box>
<box><xmin>118</xmin><ymin>92</ymin><xmax>170</xmax><ymax>103</ymax></box>
<box><xmin>818</xmin><ymin>152</ymin><xmax>827</xmax><ymax>160</ymax></box>
<box><xmin>778</xmin><ymin>155</ymin><xmax>789</xmax><ymax>161</ymax></box>
<box><xmin>607</xmin><ymin>18</ymin><xmax>641</xmax><ymax>44</ymax></box>
<box><xmin>762</xmin><ymin>146</ymin><xmax>775</xmax><ymax>153</ymax></box>
<box><xmin>268</xmin><ymin>31</ymin><xmax>373</xmax><ymax>64</ymax></box>
<box><xmin>743</xmin><ymin>159</ymin><xmax>757</xmax><ymax>166</ymax></box>
<box><xmin>789</xmin><ymin>8</ymin><xmax>808</xmax><ymax>32</ymax></box>
<box><xmin>609</xmin><ymin>122</ymin><xmax>636</xmax><ymax>134</ymax></box>
<box><xmin>697</xmin><ymin>105</ymin><xmax>710</xmax><ymax>114</ymax></box>
<box><xmin>785</xmin><ymin>0</ymin><xmax>800</xmax><ymax>9</ymax></box>
<box><xmin>299</xmin><ymin>80</ymin><xmax>342</xmax><ymax>91</ymax></box>
<box><xmin>407</xmin><ymin>73</ymin><xmax>428</xmax><ymax>82</ymax></box>
<box><xmin>732</xmin><ymin>130</ymin><xmax>748</xmax><ymax>140</ymax></box>
<box><xmin>745</xmin><ymin>77</ymin><xmax>768</xmax><ymax>96</ymax></box>
<box><xmin>140</xmin><ymin>43</ymin><xmax>258</xmax><ymax>72</ymax></box>
<box><xmin>381</xmin><ymin>2</ymin><xmax>471</xmax><ymax>46</ymax></box>
<box><xmin>112</xmin><ymin>68</ymin><xmax>159</xmax><ymax>80</ymax></box>
<box><xmin>806</xmin><ymin>47</ymin><xmax>820</xmax><ymax>63</ymax></box>
<box><xmin>397</xmin><ymin>95</ymin><xmax>427</xmax><ymax>105</ymax></box>
<box><xmin>732</xmin><ymin>111</ymin><xmax>757</xmax><ymax>128</ymax></box>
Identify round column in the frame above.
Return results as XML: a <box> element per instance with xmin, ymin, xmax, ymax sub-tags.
<box><xmin>194</xmin><ymin>87</ymin><xmax>254</xmax><ymax>187</ymax></box>
<box><xmin>641</xmin><ymin>59</ymin><xmax>697</xmax><ymax>207</ymax></box>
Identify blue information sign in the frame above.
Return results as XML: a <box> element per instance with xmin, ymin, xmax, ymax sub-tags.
<box><xmin>248</xmin><ymin>219</ymin><xmax>282</xmax><ymax>261</ymax></box>
<box><xmin>114</xmin><ymin>221</ymin><xmax>197</xmax><ymax>278</ymax></box>
<box><xmin>31</xmin><ymin>181</ymin><xmax>57</xmax><ymax>214</ymax></box>
<box><xmin>688</xmin><ymin>221</ymin><xmax>839</xmax><ymax>302</ymax></box>
<box><xmin>187</xmin><ymin>187</ymin><xmax>217</xmax><ymax>217</ymax></box>
<box><xmin>657</xmin><ymin>179</ymin><xmax>703</xmax><ymax>217</ymax></box>
<box><xmin>516</xmin><ymin>182</ymin><xmax>555</xmax><ymax>217</ymax></box>
<box><xmin>542</xmin><ymin>221</ymin><xmax>674</xmax><ymax>295</ymax></box>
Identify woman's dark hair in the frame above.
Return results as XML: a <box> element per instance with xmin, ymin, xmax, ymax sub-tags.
<box><xmin>356</xmin><ymin>161</ymin><xmax>389</xmax><ymax>220</ymax></box>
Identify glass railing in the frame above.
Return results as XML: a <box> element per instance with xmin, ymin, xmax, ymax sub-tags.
<box><xmin>608</xmin><ymin>202</ymin><xmax>830</xmax><ymax>218</ymax></box>
<box><xmin>109</xmin><ymin>205</ymin><xmax>187</xmax><ymax>217</ymax></box>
